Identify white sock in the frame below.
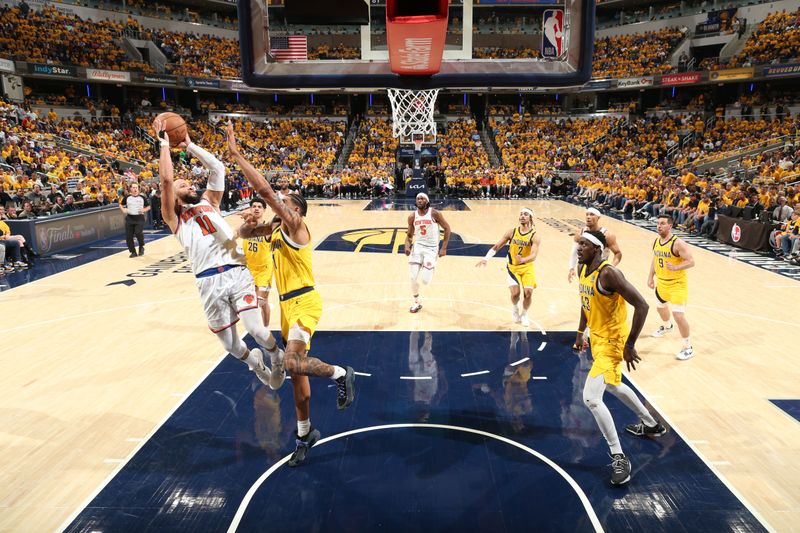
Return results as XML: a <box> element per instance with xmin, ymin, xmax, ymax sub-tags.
<box><xmin>331</xmin><ymin>366</ymin><xmax>346</xmax><ymax>380</ymax></box>
<box><xmin>683</xmin><ymin>337</ymin><xmax>691</xmax><ymax>348</ymax></box>
<box><xmin>414</xmin><ymin>294</ymin><xmax>420</xmax><ymax>304</ymax></box>
<box><xmin>663</xmin><ymin>321</ymin><xmax>671</xmax><ymax>328</ymax></box>
<box><xmin>297</xmin><ymin>419</ymin><xmax>310</xmax><ymax>438</ymax></box>
<box><xmin>512</xmin><ymin>304</ymin><xmax>519</xmax><ymax>314</ymax></box>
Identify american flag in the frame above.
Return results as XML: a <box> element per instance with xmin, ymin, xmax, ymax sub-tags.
<box><xmin>269</xmin><ymin>35</ymin><xmax>308</xmax><ymax>62</ymax></box>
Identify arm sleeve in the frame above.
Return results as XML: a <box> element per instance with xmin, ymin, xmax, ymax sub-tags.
<box><xmin>568</xmin><ymin>242</ymin><xmax>579</xmax><ymax>268</ymax></box>
<box><xmin>187</xmin><ymin>142</ymin><xmax>226</xmax><ymax>192</ymax></box>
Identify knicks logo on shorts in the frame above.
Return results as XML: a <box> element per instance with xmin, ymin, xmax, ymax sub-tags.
<box><xmin>316</xmin><ymin>227</ymin><xmax>504</xmax><ymax>257</ymax></box>
<box><xmin>244</xmin><ymin>294</ymin><xmax>255</xmax><ymax>305</ymax></box>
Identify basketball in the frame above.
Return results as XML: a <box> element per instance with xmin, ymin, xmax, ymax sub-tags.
<box><xmin>156</xmin><ymin>112</ymin><xmax>188</xmax><ymax>147</ymax></box>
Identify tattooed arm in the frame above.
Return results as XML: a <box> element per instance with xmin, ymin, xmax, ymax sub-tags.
<box><xmin>225</xmin><ymin>121</ymin><xmax>304</xmax><ymax>235</ymax></box>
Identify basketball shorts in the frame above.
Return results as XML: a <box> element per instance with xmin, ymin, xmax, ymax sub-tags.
<box><xmin>409</xmin><ymin>245</ymin><xmax>438</xmax><ymax>270</ymax></box>
<box><xmin>196</xmin><ymin>266</ymin><xmax>258</xmax><ymax>332</ymax></box>
<box><xmin>655</xmin><ymin>279</ymin><xmax>688</xmax><ymax>306</ymax></box>
<box><xmin>588</xmin><ymin>335</ymin><xmax>625</xmax><ymax>386</ymax></box>
<box><xmin>280</xmin><ymin>289</ymin><xmax>323</xmax><ymax>350</ymax></box>
<box><xmin>507</xmin><ymin>264</ymin><xmax>537</xmax><ymax>289</ymax></box>
<box><xmin>248</xmin><ymin>264</ymin><xmax>273</xmax><ymax>291</ymax></box>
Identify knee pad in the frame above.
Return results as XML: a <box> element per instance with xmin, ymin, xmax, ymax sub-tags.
<box><xmin>672</xmin><ymin>305</ymin><xmax>686</xmax><ymax>314</ymax></box>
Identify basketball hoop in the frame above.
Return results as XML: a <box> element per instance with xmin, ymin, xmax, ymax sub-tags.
<box><xmin>387</xmin><ymin>88</ymin><xmax>439</xmax><ymax>144</ymax></box>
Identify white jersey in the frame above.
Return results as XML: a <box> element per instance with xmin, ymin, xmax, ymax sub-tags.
<box><xmin>413</xmin><ymin>208</ymin><xmax>440</xmax><ymax>249</ymax></box>
<box><xmin>175</xmin><ymin>198</ymin><xmax>245</xmax><ymax>275</ymax></box>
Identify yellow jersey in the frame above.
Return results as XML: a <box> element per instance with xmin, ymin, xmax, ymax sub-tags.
<box><xmin>579</xmin><ymin>261</ymin><xmax>628</xmax><ymax>341</ymax></box>
<box><xmin>270</xmin><ymin>225</ymin><xmax>315</xmax><ymax>296</ymax></box>
<box><xmin>653</xmin><ymin>235</ymin><xmax>686</xmax><ymax>283</ymax></box>
<box><xmin>507</xmin><ymin>226</ymin><xmax>536</xmax><ymax>268</ymax></box>
<box><xmin>243</xmin><ymin>235</ymin><xmax>273</xmax><ymax>271</ymax></box>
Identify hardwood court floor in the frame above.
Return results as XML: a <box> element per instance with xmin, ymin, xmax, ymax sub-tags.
<box><xmin>0</xmin><ymin>199</ymin><xmax>797</xmax><ymax>531</ymax></box>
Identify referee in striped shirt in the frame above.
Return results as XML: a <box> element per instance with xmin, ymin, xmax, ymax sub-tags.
<box><xmin>120</xmin><ymin>182</ymin><xmax>150</xmax><ymax>258</ymax></box>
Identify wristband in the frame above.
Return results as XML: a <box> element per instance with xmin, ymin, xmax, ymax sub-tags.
<box><xmin>577</xmin><ymin>329</ymin><xmax>584</xmax><ymax>335</ymax></box>
<box><xmin>484</xmin><ymin>249</ymin><xmax>496</xmax><ymax>260</ymax></box>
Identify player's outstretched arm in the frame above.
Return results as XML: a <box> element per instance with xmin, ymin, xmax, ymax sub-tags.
<box><xmin>226</xmin><ymin>121</ymin><xmax>302</xmax><ymax>234</ymax></box>
<box><xmin>476</xmin><ymin>228</ymin><xmax>513</xmax><ymax>267</ymax></box>
<box><xmin>153</xmin><ymin>118</ymin><xmax>178</xmax><ymax>232</ymax></box>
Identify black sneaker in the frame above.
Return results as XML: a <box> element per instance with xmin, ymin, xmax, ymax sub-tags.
<box><xmin>139</xmin><ymin>246</ymin><xmax>145</xmax><ymax>256</ymax></box>
<box><xmin>287</xmin><ymin>428</ymin><xmax>321</xmax><ymax>467</ymax></box>
<box><xmin>609</xmin><ymin>453</ymin><xmax>631</xmax><ymax>486</ymax></box>
<box><xmin>335</xmin><ymin>366</ymin><xmax>355</xmax><ymax>410</ymax></box>
<box><xmin>625</xmin><ymin>421</ymin><xmax>667</xmax><ymax>437</ymax></box>
<box><xmin>129</xmin><ymin>251</ymin><xmax>138</xmax><ymax>258</ymax></box>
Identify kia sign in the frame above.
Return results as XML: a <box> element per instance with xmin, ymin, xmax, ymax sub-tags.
<box><xmin>618</xmin><ymin>76</ymin><xmax>654</xmax><ymax>88</ymax></box>
<box><xmin>87</xmin><ymin>69</ymin><xmax>131</xmax><ymax>82</ymax></box>
<box><xmin>661</xmin><ymin>72</ymin><xmax>702</xmax><ymax>85</ymax></box>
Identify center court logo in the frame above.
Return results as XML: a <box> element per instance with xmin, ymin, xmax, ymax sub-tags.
<box><xmin>731</xmin><ymin>223</ymin><xmax>741</xmax><ymax>243</ymax></box>
<box><xmin>316</xmin><ymin>227</ymin><xmax>500</xmax><ymax>257</ymax></box>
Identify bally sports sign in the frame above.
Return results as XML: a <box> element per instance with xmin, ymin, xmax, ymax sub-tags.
<box><xmin>86</xmin><ymin>69</ymin><xmax>131</xmax><ymax>82</ymax></box>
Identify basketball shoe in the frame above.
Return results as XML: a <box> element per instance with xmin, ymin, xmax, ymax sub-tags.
<box><xmin>520</xmin><ymin>313</ymin><xmax>530</xmax><ymax>328</ymax></box>
<box><xmin>410</xmin><ymin>303</ymin><xmax>422</xmax><ymax>313</ymax></box>
<box><xmin>267</xmin><ymin>346</ymin><xmax>285</xmax><ymax>390</ymax></box>
<box><xmin>287</xmin><ymin>428</ymin><xmax>321</xmax><ymax>467</ymax></box>
<box><xmin>651</xmin><ymin>324</ymin><xmax>674</xmax><ymax>337</ymax></box>
<box><xmin>336</xmin><ymin>366</ymin><xmax>356</xmax><ymax>410</ymax></box>
<box><xmin>676</xmin><ymin>346</ymin><xmax>695</xmax><ymax>361</ymax></box>
<box><xmin>625</xmin><ymin>421</ymin><xmax>667</xmax><ymax>437</ymax></box>
<box><xmin>511</xmin><ymin>306</ymin><xmax>521</xmax><ymax>323</ymax></box>
<box><xmin>247</xmin><ymin>348</ymin><xmax>272</xmax><ymax>387</ymax></box>
<box><xmin>609</xmin><ymin>453</ymin><xmax>631</xmax><ymax>486</ymax></box>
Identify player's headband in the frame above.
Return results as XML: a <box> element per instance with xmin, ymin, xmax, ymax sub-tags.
<box><xmin>416</xmin><ymin>193</ymin><xmax>429</xmax><ymax>202</ymax></box>
<box><xmin>586</xmin><ymin>207</ymin><xmax>602</xmax><ymax>216</ymax></box>
<box><xmin>520</xmin><ymin>208</ymin><xmax>534</xmax><ymax>217</ymax></box>
<box><xmin>583</xmin><ymin>233</ymin><xmax>605</xmax><ymax>251</ymax></box>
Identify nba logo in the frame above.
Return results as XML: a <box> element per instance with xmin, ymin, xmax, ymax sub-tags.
<box><xmin>542</xmin><ymin>10</ymin><xmax>564</xmax><ymax>58</ymax></box>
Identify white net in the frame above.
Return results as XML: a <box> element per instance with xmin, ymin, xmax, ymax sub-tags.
<box><xmin>387</xmin><ymin>88</ymin><xmax>440</xmax><ymax>144</ymax></box>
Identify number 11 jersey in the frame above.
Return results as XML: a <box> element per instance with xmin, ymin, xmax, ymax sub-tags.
<box><xmin>175</xmin><ymin>198</ymin><xmax>245</xmax><ymax>275</ymax></box>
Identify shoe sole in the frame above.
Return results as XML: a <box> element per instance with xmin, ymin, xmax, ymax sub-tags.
<box><xmin>269</xmin><ymin>352</ymin><xmax>286</xmax><ymax>390</ymax></box>
<box><xmin>676</xmin><ymin>353</ymin><xmax>695</xmax><ymax>361</ymax></box>
<box><xmin>626</xmin><ymin>428</ymin><xmax>667</xmax><ymax>437</ymax></box>
<box><xmin>337</xmin><ymin>366</ymin><xmax>356</xmax><ymax>410</ymax></box>
<box><xmin>269</xmin><ymin>367</ymin><xmax>285</xmax><ymax>390</ymax></box>
<box><xmin>410</xmin><ymin>306</ymin><xmax>422</xmax><ymax>313</ymax></box>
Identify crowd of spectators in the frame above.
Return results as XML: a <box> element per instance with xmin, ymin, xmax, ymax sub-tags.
<box><xmin>0</xmin><ymin>6</ymin><xmax>152</xmax><ymax>71</ymax></box>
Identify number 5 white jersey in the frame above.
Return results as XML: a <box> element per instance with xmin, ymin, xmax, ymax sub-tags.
<box><xmin>413</xmin><ymin>207</ymin><xmax>440</xmax><ymax>250</ymax></box>
<box><xmin>174</xmin><ymin>198</ymin><xmax>245</xmax><ymax>275</ymax></box>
